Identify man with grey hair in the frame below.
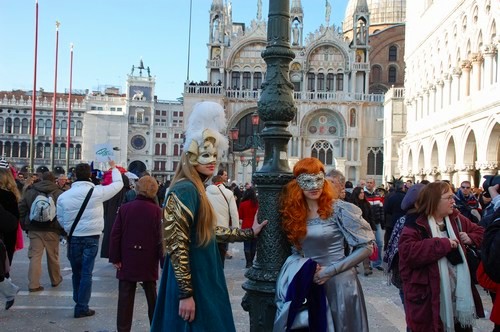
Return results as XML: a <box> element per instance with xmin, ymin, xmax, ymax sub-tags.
<box><xmin>326</xmin><ymin>169</ymin><xmax>345</xmax><ymax>196</ymax></box>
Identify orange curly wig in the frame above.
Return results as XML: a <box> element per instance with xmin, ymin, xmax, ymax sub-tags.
<box><xmin>280</xmin><ymin>158</ymin><xmax>335</xmax><ymax>249</ymax></box>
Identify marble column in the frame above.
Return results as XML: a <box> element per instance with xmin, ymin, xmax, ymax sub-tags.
<box><xmin>443</xmin><ymin>74</ymin><xmax>452</xmax><ymax>106</ymax></box>
<box><xmin>437</xmin><ymin>80</ymin><xmax>444</xmax><ymax>111</ymax></box>
<box><xmin>470</xmin><ymin>54</ymin><xmax>483</xmax><ymax>93</ymax></box>
<box><xmin>482</xmin><ymin>44</ymin><xmax>497</xmax><ymax>86</ymax></box>
<box><xmin>455</xmin><ymin>164</ymin><xmax>475</xmax><ymax>187</ymax></box>
<box><xmin>476</xmin><ymin>161</ymin><xmax>499</xmax><ymax>187</ymax></box>
<box><xmin>451</xmin><ymin>68</ymin><xmax>462</xmax><ymax>103</ymax></box>
<box><xmin>439</xmin><ymin>165</ymin><xmax>456</xmax><ymax>182</ymax></box>
<box><xmin>460</xmin><ymin>60</ymin><xmax>471</xmax><ymax>97</ymax></box>
<box><xmin>429</xmin><ymin>84</ymin><xmax>436</xmax><ymax>114</ymax></box>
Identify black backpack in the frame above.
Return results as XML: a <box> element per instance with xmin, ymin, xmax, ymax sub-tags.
<box><xmin>481</xmin><ymin>213</ymin><xmax>500</xmax><ymax>283</ymax></box>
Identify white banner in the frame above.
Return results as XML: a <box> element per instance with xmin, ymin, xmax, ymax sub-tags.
<box><xmin>94</xmin><ymin>144</ymin><xmax>114</xmax><ymax>162</ymax></box>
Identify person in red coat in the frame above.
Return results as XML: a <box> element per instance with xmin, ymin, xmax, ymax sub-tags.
<box><xmin>109</xmin><ymin>176</ymin><xmax>162</xmax><ymax>332</ymax></box>
<box><xmin>238</xmin><ymin>187</ymin><xmax>258</xmax><ymax>268</ymax></box>
<box><xmin>477</xmin><ymin>262</ymin><xmax>500</xmax><ymax>331</ymax></box>
<box><xmin>399</xmin><ymin>182</ymin><xmax>484</xmax><ymax>332</ymax></box>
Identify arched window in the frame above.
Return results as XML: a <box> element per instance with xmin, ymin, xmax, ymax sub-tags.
<box><xmin>136</xmin><ymin>112</ymin><xmax>143</xmax><ymax>123</ymax></box>
<box><xmin>54</xmin><ymin>144</ymin><xmax>59</xmax><ymax>159</ymax></box>
<box><xmin>155</xmin><ymin>143</ymin><xmax>160</xmax><ymax>155</ymax></box>
<box><xmin>36</xmin><ymin>143</ymin><xmax>43</xmax><ymax>158</ymax></box>
<box><xmin>0</xmin><ymin>141</ymin><xmax>3</xmax><ymax>156</ymax></box>
<box><xmin>13</xmin><ymin>118</ymin><xmax>20</xmax><ymax>134</ymax></box>
<box><xmin>12</xmin><ymin>142</ymin><xmax>19</xmax><ymax>157</ymax></box>
<box><xmin>231</xmin><ymin>71</ymin><xmax>240</xmax><ymax>89</ymax></box>
<box><xmin>20</xmin><ymin>142</ymin><xmax>28</xmax><ymax>158</ymax></box>
<box><xmin>44</xmin><ymin>143</ymin><xmax>51</xmax><ymax>159</ymax></box>
<box><xmin>0</xmin><ymin>118</ymin><xmax>4</xmax><ymax>133</ymax></box>
<box><xmin>60</xmin><ymin>143</ymin><xmax>66</xmax><ymax>159</ymax></box>
<box><xmin>253</xmin><ymin>72</ymin><xmax>262</xmax><ymax>90</ymax></box>
<box><xmin>388</xmin><ymin>66</ymin><xmax>397</xmax><ymax>83</ymax></box>
<box><xmin>45</xmin><ymin>119</ymin><xmax>52</xmax><ymax>135</ymax></box>
<box><xmin>4</xmin><ymin>142</ymin><xmax>11</xmax><ymax>157</ymax></box>
<box><xmin>367</xmin><ymin>147</ymin><xmax>384</xmax><ymax>175</ymax></box>
<box><xmin>55</xmin><ymin>120</ymin><xmax>60</xmax><ymax>135</ymax></box>
<box><xmin>69</xmin><ymin>144</ymin><xmax>74</xmax><ymax>159</ymax></box>
<box><xmin>326</xmin><ymin>73</ymin><xmax>334</xmax><ymax>91</ymax></box>
<box><xmin>173</xmin><ymin>144</ymin><xmax>179</xmax><ymax>156</ymax></box>
<box><xmin>389</xmin><ymin>45</ymin><xmax>397</xmax><ymax>61</ymax></box>
<box><xmin>75</xmin><ymin>144</ymin><xmax>82</xmax><ymax>159</ymax></box>
<box><xmin>76</xmin><ymin>121</ymin><xmax>83</xmax><ymax>136</ymax></box>
<box><xmin>5</xmin><ymin>118</ymin><xmax>12</xmax><ymax>134</ymax></box>
<box><xmin>70</xmin><ymin>120</ymin><xmax>75</xmax><ymax>135</ymax></box>
<box><xmin>161</xmin><ymin>143</ymin><xmax>166</xmax><ymax>156</ymax></box>
<box><xmin>336</xmin><ymin>73</ymin><xmax>344</xmax><ymax>91</ymax></box>
<box><xmin>37</xmin><ymin>119</ymin><xmax>44</xmax><ymax>135</ymax></box>
<box><xmin>242</xmin><ymin>72</ymin><xmax>251</xmax><ymax>89</ymax></box>
<box><xmin>61</xmin><ymin>120</ymin><xmax>67</xmax><ymax>135</ymax></box>
<box><xmin>307</xmin><ymin>73</ymin><xmax>315</xmax><ymax>91</ymax></box>
<box><xmin>349</xmin><ymin>109</ymin><xmax>356</xmax><ymax>127</ymax></box>
<box><xmin>317</xmin><ymin>73</ymin><xmax>325</xmax><ymax>91</ymax></box>
<box><xmin>21</xmin><ymin>119</ymin><xmax>29</xmax><ymax>134</ymax></box>
<box><xmin>371</xmin><ymin>65</ymin><xmax>382</xmax><ymax>83</ymax></box>
<box><xmin>311</xmin><ymin>140</ymin><xmax>334</xmax><ymax>166</ymax></box>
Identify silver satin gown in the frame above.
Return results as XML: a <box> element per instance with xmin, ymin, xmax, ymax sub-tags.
<box><xmin>275</xmin><ymin>200</ymin><xmax>374</xmax><ymax>332</ymax></box>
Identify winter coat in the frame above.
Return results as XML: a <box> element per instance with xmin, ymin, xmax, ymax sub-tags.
<box><xmin>476</xmin><ymin>262</ymin><xmax>500</xmax><ymax>325</ymax></box>
<box><xmin>56</xmin><ymin>168</ymin><xmax>123</xmax><ymax>237</ymax></box>
<box><xmin>108</xmin><ymin>195</ymin><xmax>162</xmax><ymax>282</ymax></box>
<box><xmin>364</xmin><ymin>189</ymin><xmax>385</xmax><ymax>226</ymax></box>
<box><xmin>238</xmin><ymin>199</ymin><xmax>258</xmax><ymax>229</ymax></box>
<box><xmin>398</xmin><ymin>210</ymin><xmax>484</xmax><ymax>331</ymax></box>
<box><xmin>384</xmin><ymin>190</ymin><xmax>406</xmax><ymax>229</ymax></box>
<box><xmin>206</xmin><ymin>183</ymin><xmax>239</xmax><ymax>228</ymax></box>
<box><xmin>18</xmin><ymin>180</ymin><xmax>64</xmax><ymax>234</ymax></box>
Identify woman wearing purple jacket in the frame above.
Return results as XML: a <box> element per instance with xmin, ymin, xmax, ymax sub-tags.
<box><xmin>109</xmin><ymin>176</ymin><xmax>163</xmax><ymax>332</ymax></box>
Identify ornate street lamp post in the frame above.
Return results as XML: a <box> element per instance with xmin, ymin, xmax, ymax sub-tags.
<box><xmin>229</xmin><ymin>112</ymin><xmax>262</xmax><ymax>180</ymax></box>
<box><xmin>241</xmin><ymin>0</ymin><xmax>297</xmax><ymax>330</ymax></box>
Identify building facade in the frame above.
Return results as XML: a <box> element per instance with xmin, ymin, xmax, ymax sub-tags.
<box><xmin>391</xmin><ymin>0</ymin><xmax>499</xmax><ymax>187</ymax></box>
<box><xmin>183</xmin><ymin>0</ymin><xmax>406</xmax><ymax>185</ymax></box>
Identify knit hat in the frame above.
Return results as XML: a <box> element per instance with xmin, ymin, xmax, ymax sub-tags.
<box><xmin>401</xmin><ymin>183</ymin><xmax>425</xmax><ymax>211</ymax></box>
<box><xmin>0</xmin><ymin>158</ymin><xmax>9</xmax><ymax>169</ymax></box>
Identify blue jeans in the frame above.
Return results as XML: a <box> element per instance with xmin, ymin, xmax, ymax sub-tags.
<box><xmin>67</xmin><ymin>236</ymin><xmax>99</xmax><ymax>315</ymax></box>
<box><xmin>372</xmin><ymin>224</ymin><xmax>384</xmax><ymax>268</ymax></box>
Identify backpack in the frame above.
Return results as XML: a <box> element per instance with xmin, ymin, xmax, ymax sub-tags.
<box><xmin>29</xmin><ymin>191</ymin><xmax>56</xmax><ymax>224</ymax></box>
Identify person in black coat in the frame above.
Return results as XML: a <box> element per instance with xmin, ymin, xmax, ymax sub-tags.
<box><xmin>109</xmin><ymin>175</ymin><xmax>162</xmax><ymax>332</ymax></box>
<box><xmin>101</xmin><ymin>174</ymin><xmax>130</xmax><ymax>258</ymax></box>
<box><xmin>383</xmin><ymin>181</ymin><xmax>406</xmax><ymax>249</ymax></box>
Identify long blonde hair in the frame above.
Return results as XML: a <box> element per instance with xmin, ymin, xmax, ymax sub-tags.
<box><xmin>170</xmin><ymin>153</ymin><xmax>215</xmax><ymax>247</ymax></box>
<box><xmin>0</xmin><ymin>168</ymin><xmax>21</xmax><ymax>201</ymax></box>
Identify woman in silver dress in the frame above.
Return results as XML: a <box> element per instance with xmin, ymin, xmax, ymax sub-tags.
<box><xmin>275</xmin><ymin>158</ymin><xmax>374</xmax><ymax>331</ymax></box>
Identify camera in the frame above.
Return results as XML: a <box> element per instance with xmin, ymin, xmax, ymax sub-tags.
<box><xmin>482</xmin><ymin>175</ymin><xmax>500</xmax><ymax>198</ymax></box>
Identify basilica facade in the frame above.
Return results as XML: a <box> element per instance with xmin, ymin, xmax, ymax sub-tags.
<box><xmin>183</xmin><ymin>0</ymin><xmax>406</xmax><ymax>185</ymax></box>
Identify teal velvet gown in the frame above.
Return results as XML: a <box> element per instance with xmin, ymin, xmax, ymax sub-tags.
<box><xmin>151</xmin><ymin>180</ymin><xmax>236</xmax><ymax>332</ymax></box>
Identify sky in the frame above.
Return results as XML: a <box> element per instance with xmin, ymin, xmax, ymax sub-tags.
<box><xmin>0</xmin><ymin>0</ymin><xmax>349</xmax><ymax>101</ymax></box>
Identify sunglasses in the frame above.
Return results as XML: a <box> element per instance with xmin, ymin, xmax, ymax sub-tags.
<box><xmin>461</xmin><ymin>186</ymin><xmax>471</xmax><ymax>189</ymax></box>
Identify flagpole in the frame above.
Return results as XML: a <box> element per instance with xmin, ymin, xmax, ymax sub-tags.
<box><xmin>66</xmin><ymin>43</ymin><xmax>73</xmax><ymax>174</ymax></box>
<box><xmin>50</xmin><ymin>21</ymin><xmax>60</xmax><ymax>172</ymax></box>
<box><xmin>186</xmin><ymin>0</ymin><xmax>193</xmax><ymax>82</ymax></box>
<box><xmin>30</xmin><ymin>0</ymin><xmax>39</xmax><ymax>173</ymax></box>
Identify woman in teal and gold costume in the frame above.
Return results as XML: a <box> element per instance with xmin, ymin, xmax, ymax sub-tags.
<box><xmin>151</xmin><ymin>101</ymin><xmax>267</xmax><ymax>332</ymax></box>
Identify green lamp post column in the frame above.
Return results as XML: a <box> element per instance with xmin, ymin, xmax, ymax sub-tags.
<box><xmin>241</xmin><ymin>0</ymin><xmax>297</xmax><ymax>330</ymax></box>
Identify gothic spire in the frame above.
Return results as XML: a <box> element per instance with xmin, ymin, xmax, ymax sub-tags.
<box><xmin>355</xmin><ymin>0</ymin><xmax>369</xmax><ymax>13</ymax></box>
<box><xmin>211</xmin><ymin>0</ymin><xmax>224</xmax><ymax>11</ymax></box>
<box><xmin>290</xmin><ymin>0</ymin><xmax>303</xmax><ymax>15</ymax></box>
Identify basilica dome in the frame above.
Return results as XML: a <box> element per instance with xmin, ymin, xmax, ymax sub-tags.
<box><xmin>342</xmin><ymin>0</ymin><xmax>406</xmax><ymax>33</ymax></box>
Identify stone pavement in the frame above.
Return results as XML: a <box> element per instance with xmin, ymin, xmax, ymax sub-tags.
<box><xmin>0</xmin><ymin>238</ymin><xmax>495</xmax><ymax>331</ymax></box>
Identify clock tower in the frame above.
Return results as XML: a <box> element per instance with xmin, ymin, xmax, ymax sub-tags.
<box><xmin>126</xmin><ymin>58</ymin><xmax>155</xmax><ymax>176</ymax></box>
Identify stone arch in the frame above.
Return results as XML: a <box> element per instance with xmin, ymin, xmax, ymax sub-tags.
<box><xmin>417</xmin><ymin>145</ymin><xmax>425</xmax><ymax>175</ymax></box>
<box><xmin>484</xmin><ymin>119</ymin><xmax>500</xmax><ymax>164</ymax></box>
<box><xmin>444</xmin><ymin>134</ymin><xmax>457</xmax><ymax>169</ymax></box>
<box><xmin>225</xmin><ymin>39</ymin><xmax>267</xmax><ymax>69</ymax></box>
<box><xmin>407</xmin><ymin>148</ymin><xmax>414</xmax><ymax>174</ymax></box>
<box><xmin>461</xmin><ymin>126</ymin><xmax>478</xmax><ymax>167</ymax></box>
<box><xmin>300</xmin><ymin>108</ymin><xmax>346</xmax><ymax>138</ymax></box>
<box><xmin>430</xmin><ymin>140</ymin><xmax>439</xmax><ymax>169</ymax></box>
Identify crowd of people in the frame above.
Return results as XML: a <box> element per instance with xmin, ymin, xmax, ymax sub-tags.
<box><xmin>0</xmin><ymin>100</ymin><xmax>499</xmax><ymax>332</ymax></box>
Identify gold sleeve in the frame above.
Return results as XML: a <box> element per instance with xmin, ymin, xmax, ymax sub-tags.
<box><xmin>163</xmin><ymin>193</ymin><xmax>193</xmax><ymax>299</ymax></box>
<box><xmin>215</xmin><ymin>226</ymin><xmax>255</xmax><ymax>243</ymax></box>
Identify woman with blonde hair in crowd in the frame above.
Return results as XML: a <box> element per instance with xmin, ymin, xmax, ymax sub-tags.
<box><xmin>398</xmin><ymin>181</ymin><xmax>484</xmax><ymax>331</ymax></box>
<box><xmin>151</xmin><ymin>101</ymin><xmax>267</xmax><ymax>331</ymax></box>
<box><xmin>275</xmin><ymin>158</ymin><xmax>374</xmax><ymax>331</ymax></box>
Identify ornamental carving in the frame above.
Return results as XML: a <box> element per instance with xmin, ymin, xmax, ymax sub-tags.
<box><xmin>460</xmin><ymin>60</ymin><xmax>472</xmax><ymax>70</ymax></box>
<box><xmin>482</xmin><ymin>44</ymin><xmax>497</xmax><ymax>55</ymax></box>
<box><xmin>470</xmin><ymin>53</ymin><xmax>484</xmax><ymax>63</ymax></box>
<box><xmin>452</xmin><ymin>67</ymin><xmax>462</xmax><ymax>76</ymax></box>
<box><xmin>475</xmin><ymin>161</ymin><xmax>499</xmax><ymax>170</ymax></box>
<box><xmin>455</xmin><ymin>164</ymin><xmax>475</xmax><ymax>172</ymax></box>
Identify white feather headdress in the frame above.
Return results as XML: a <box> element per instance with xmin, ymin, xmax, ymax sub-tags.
<box><xmin>183</xmin><ymin>101</ymin><xmax>229</xmax><ymax>158</ymax></box>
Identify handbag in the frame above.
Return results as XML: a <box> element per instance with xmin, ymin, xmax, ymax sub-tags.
<box><xmin>456</xmin><ymin>217</ymin><xmax>481</xmax><ymax>284</ymax></box>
